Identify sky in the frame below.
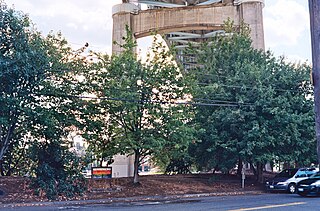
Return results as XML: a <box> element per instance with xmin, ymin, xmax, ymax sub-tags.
<box><xmin>4</xmin><ymin>0</ymin><xmax>312</xmax><ymax>63</ymax></box>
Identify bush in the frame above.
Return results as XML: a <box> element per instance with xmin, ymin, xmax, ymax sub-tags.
<box><xmin>164</xmin><ymin>158</ymin><xmax>192</xmax><ymax>175</ymax></box>
<box><xmin>29</xmin><ymin>140</ymin><xmax>86</xmax><ymax>200</ymax></box>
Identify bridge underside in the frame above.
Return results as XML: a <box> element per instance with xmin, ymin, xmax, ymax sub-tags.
<box><xmin>113</xmin><ymin>0</ymin><xmax>264</xmax><ymax>68</ymax></box>
<box><xmin>165</xmin><ymin>29</ymin><xmax>227</xmax><ymax>70</ymax></box>
<box><xmin>124</xmin><ymin>0</ymin><xmax>235</xmax><ymax>7</ymax></box>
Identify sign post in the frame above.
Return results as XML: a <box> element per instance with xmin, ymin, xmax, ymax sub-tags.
<box><xmin>241</xmin><ymin>168</ymin><xmax>245</xmax><ymax>189</ymax></box>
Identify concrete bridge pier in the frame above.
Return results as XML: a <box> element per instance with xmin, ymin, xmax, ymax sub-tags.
<box><xmin>238</xmin><ymin>1</ymin><xmax>265</xmax><ymax>50</ymax></box>
<box><xmin>112</xmin><ymin>3</ymin><xmax>139</xmax><ymax>54</ymax></box>
<box><xmin>112</xmin><ymin>0</ymin><xmax>265</xmax><ymax>54</ymax></box>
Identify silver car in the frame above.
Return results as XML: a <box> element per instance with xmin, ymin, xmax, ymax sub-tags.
<box><xmin>265</xmin><ymin>168</ymin><xmax>318</xmax><ymax>194</ymax></box>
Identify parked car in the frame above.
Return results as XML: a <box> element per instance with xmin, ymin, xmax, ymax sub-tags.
<box><xmin>297</xmin><ymin>171</ymin><xmax>320</xmax><ymax>196</ymax></box>
<box><xmin>265</xmin><ymin>168</ymin><xmax>318</xmax><ymax>194</ymax></box>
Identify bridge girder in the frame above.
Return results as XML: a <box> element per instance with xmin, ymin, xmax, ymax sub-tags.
<box><xmin>112</xmin><ymin>0</ymin><xmax>265</xmax><ymax>66</ymax></box>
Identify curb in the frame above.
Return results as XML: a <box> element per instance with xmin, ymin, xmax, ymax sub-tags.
<box><xmin>0</xmin><ymin>190</ymin><xmax>264</xmax><ymax>208</ymax></box>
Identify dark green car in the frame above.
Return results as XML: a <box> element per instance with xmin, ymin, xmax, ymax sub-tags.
<box><xmin>297</xmin><ymin>172</ymin><xmax>320</xmax><ymax>197</ymax></box>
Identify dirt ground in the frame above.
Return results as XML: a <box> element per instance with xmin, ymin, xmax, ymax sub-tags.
<box><xmin>0</xmin><ymin>174</ymin><xmax>265</xmax><ymax>204</ymax></box>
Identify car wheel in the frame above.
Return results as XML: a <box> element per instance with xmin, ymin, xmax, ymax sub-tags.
<box><xmin>288</xmin><ymin>183</ymin><xmax>296</xmax><ymax>194</ymax></box>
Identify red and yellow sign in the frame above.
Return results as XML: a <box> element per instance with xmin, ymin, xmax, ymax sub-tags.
<box><xmin>91</xmin><ymin>167</ymin><xmax>112</xmax><ymax>178</ymax></box>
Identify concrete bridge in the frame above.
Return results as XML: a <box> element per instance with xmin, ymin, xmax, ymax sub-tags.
<box><xmin>112</xmin><ymin>0</ymin><xmax>264</xmax><ymax>55</ymax></box>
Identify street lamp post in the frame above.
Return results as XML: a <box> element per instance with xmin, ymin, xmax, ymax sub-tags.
<box><xmin>309</xmin><ymin>0</ymin><xmax>320</xmax><ymax>164</ymax></box>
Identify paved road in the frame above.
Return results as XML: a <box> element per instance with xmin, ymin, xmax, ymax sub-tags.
<box><xmin>1</xmin><ymin>193</ymin><xmax>320</xmax><ymax>211</ymax></box>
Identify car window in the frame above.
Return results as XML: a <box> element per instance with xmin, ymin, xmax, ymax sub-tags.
<box><xmin>306</xmin><ymin>170</ymin><xmax>316</xmax><ymax>177</ymax></box>
<box><xmin>310</xmin><ymin>172</ymin><xmax>320</xmax><ymax>179</ymax></box>
<box><xmin>295</xmin><ymin>171</ymin><xmax>307</xmax><ymax>178</ymax></box>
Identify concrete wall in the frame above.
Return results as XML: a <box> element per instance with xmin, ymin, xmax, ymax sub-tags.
<box><xmin>239</xmin><ymin>1</ymin><xmax>265</xmax><ymax>49</ymax></box>
<box><xmin>131</xmin><ymin>5</ymin><xmax>239</xmax><ymax>38</ymax></box>
<box><xmin>112</xmin><ymin>0</ymin><xmax>265</xmax><ymax>53</ymax></box>
<box><xmin>110</xmin><ymin>154</ymin><xmax>134</xmax><ymax>178</ymax></box>
<box><xmin>112</xmin><ymin>3</ymin><xmax>139</xmax><ymax>54</ymax></box>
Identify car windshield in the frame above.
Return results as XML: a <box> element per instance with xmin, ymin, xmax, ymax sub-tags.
<box><xmin>309</xmin><ymin>172</ymin><xmax>320</xmax><ymax>179</ymax></box>
<box><xmin>275</xmin><ymin>169</ymin><xmax>298</xmax><ymax>178</ymax></box>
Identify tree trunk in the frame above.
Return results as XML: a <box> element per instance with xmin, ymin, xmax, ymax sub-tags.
<box><xmin>0</xmin><ymin>123</ymin><xmax>16</xmax><ymax>161</ymax></box>
<box><xmin>250</xmin><ymin>162</ymin><xmax>256</xmax><ymax>177</ymax></box>
<box><xmin>212</xmin><ymin>165</ymin><xmax>218</xmax><ymax>174</ymax></box>
<box><xmin>0</xmin><ymin>160</ymin><xmax>4</xmax><ymax>176</ymax></box>
<box><xmin>309</xmin><ymin>0</ymin><xmax>320</xmax><ymax>165</ymax></box>
<box><xmin>133</xmin><ymin>150</ymin><xmax>140</xmax><ymax>184</ymax></box>
<box><xmin>257</xmin><ymin>162</ymin><xmax>264</xmax><ymax>183</ymax></box>
<box><xmin>237</xmin><ymin>158</ymin><xmax>243</xmax><ymax>176</ymax></box>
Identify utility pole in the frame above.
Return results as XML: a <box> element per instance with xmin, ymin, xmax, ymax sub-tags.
<box><xmin>309</xmin><ymin>0</ymin><xmax>320</xmax><ymax>164</ymax></box>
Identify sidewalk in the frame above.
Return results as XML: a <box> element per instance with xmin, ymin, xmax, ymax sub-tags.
<box><xmin>0</xmin><ymin>190</ymin><xmax>264</xmax><ymax>209</ymax></box>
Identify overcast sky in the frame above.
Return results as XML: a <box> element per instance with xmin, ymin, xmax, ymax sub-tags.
<box><xmin>4</xmin><ymin>0</ymin><xmax>312</xmax><ymax>63</ymax></box>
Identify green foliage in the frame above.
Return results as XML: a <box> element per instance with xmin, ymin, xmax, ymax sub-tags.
<box><xmin>164</xmin><ymin>157</ymin><xmax>192</xmax><ymax>175</ymax></box>
<box><xmin>29</xmin><ymin>140</ymin><xmax>86</xmax><ymax>200</ymax></box>
<box><xmin>0</xmin><ymin>137</ymin><xmax>30</xmax><ymax>176</ymax></box>
<box><xmin>0</xmin><ymin>2</ymin><xmax>52</xmax><ymax>174</ymax></box>
<box><xmin>78</xmin><ymin>31</ymin><xmax>195</xmax><ymax>183</ymax></box>
<box><xmin>152</xmin><ymin>115</ymin><xmax>195</xmax><ymax>173</ymax></box>
<box><xmin>0</xmin><ymin>2</ymin><xmax>87</xmax><ymax>197</ymax></box>
<box><xmin>189</xmin><ymin>20</ymin><xmax>316</xmax><ymax>178</ymax></box>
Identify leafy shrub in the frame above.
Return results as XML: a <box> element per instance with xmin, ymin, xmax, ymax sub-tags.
<box><xmin>29</xmin><ymin>140</ymin><xmax>86</xmax><ymax>200</ymax></box>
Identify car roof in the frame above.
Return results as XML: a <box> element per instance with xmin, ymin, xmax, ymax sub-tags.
<box><xmin>298</xmin><ymin>167</ymin><xmax>317</xmax><ymax>171</ymax></box>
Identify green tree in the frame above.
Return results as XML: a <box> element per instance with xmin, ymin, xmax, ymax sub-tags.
<box><xmin>0</xmin><ymin>2</ymin><xmax>87</xmax><ymax>197</ymax></box>
<box><xmin>84</xmin><ymin>113</ymin><xmax>120</xmax><ymax>167</ymax></box>
<box><xmin>189</xmin><ymin>20</ymin><xmax>315</xmax><ymax>181</ymax></box>
<box><xmin>0</xmin><ymin>2</ymin><xmax>54</xmax><ymax>174</ymax></box>
<box><xmin>80</xmin><ymin>31</ymin><xmax>194</xmax><ymax>183</ymax></box>
<box><xmin>154</xmin><ymin>119</ymin><xmax>195</xmax><ymax>174</ymax></box>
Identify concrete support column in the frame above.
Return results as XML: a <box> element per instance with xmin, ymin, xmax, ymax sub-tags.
<box><xmin>112</xmin><ymin>3</ymin><xmax>138</xmax><ymax>54</ymax></box>
<box><xmin>238</xmin><ymin>0</ymin><xmax>265</xmax><ymax>50</ymax></box>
